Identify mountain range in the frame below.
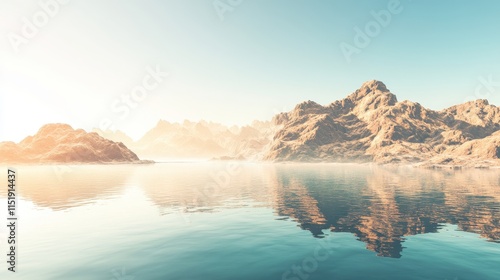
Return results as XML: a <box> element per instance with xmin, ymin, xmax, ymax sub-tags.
<box><xmin>2</xmin><ymin>80</ymin><xmax>499</xmax><ymax>167</ymax></box>
<box><xmin>266</xmin><ymin>80</ymin><xmax>500</xmax><ymax>167</ymax></box>
<box><xmin>93</xmin><ymin>119</ymin><xmax>274</xmax><ymax>160</ymax></box>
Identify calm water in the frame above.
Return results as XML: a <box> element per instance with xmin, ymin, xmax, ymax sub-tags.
<box><xmin>0</xmin><ymin>163</ymin><xmax>499</xmax><ymax>280</ymax></box>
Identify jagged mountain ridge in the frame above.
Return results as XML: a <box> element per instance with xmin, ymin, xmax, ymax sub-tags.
<box><xmin>266</xmin><ymin>80</ymin><xmax>500</xmax><ymax>166</ymax></box>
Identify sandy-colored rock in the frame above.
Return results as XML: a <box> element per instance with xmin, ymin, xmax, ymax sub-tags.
<box><xmin>0</xmin><ymin>124</ymin><xmax>142</xmax><ymax>164</ymax></box>
<box><xmin>265</xmin><ymin>80</ymin><xmax>500</xmax><ymax>167</ymax></box>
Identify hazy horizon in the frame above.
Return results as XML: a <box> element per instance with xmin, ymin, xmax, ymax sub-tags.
<box><xmin>3</xmin><ymin>88</ymin><xmax>500</xmax><ymax>144</ymax></box>
<box><xmin>2</xmin><ymin>0</ymin><xmax>500</xmax><ymax>142</ymax></box>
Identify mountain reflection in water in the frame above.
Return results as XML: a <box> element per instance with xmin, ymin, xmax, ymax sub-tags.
<box><xmin>14</xmin><ymin>163</ymin><xmax>500</xmax><ymax>258</ymax></box>
<box><xmin>271</xmin><ymin>165</ymin><xmax>500</xmax><ymax>258</ymax></box>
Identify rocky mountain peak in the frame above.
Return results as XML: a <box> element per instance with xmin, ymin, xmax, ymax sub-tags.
<box><xmin>361</xmin><ymin>80</ymin><xmax>388</xmax><ymax>91</ymax></box>
<box><xmin>347</xmin><ymin>81</ymin><xmax>398</xmax><ymax>119</ymax></box>
<box><xmin>474</xmin><ymin>99</ymin><xmax>490</xmax><ymax>106</ymax></box>
<box><xmin>347</xmin><ymin>80</ymin><xmax>396</xmax><ymax>105</ymax></box>
<box><xmin>442</xmin><ymin>99</ymin><xmax>499</xmax><ymax>128</ymax></box>
<box><xmin>291</xmin><ymin>100</ymin><xmax>328</xmax><ymax>118</ymax></box>
<box><xmin>444</xmin><ymin>99</ymin><xmax>492</xmax><ymax>112</ymax></box>
<box><xmin>294</xmin><ymin>100</ymin><xmax>324</xmax><ymax>110</ymax></box>
<box><xmin>36</xmin><ymin>123</ymin><xmax>74</xmax><ymax>136</ymax></box>
<box><xmin>265</xmin><ymin>81</ymin><xmax>500</xmax><ymax>167</ymax></box>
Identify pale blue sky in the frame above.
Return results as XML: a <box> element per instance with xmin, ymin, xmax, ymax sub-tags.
<box><xmin>1</xmin><ymin>0</ymin><xmax>499</xmax><ymax>141</ymax></box>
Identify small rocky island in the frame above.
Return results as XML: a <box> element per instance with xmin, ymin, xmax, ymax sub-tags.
<box><xmin>0</xmin><ymin>124</ymin><xmax>148</xmax><ymax>164</ymax></box>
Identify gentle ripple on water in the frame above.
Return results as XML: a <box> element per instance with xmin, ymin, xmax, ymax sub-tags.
<box><xmin>0</xmin><ymin>163</ymin><xmax>499</xmax><ymax>279</ymax></box>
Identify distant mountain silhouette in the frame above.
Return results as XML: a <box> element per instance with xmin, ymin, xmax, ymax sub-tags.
<box><xmin>94</xmin><ymin>120</ymin><xmax>275</xmax><ymax>160</ymax></box>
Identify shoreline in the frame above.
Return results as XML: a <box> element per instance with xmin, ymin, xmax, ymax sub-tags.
<box><xmin>1</xmin><ymin>159</ymin><xmax>500</xmax><ymax>169</ymax></box>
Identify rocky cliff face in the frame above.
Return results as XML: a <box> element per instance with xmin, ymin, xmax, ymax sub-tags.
<box><xmin>0</xmin><ymin>124</ymin><xmax>141</xmax><ymax>164</ymax></box>
<box><xmin>265</xmin><ymin>80</ymin><xmax>500</xmax><ymax>167</ymax></box>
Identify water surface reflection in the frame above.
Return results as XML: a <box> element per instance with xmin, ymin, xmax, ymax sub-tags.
<box><xmin>12</xmin><ymin>163</ymin><xmax>500</xmax><ymax>258</ymax></box>
<box><xmin>271</xmin><ymin>165</ymin><xmax>500</xmax><ymax>258</ymax></box>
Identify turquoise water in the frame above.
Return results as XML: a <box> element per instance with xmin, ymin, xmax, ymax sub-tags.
<box><xmin>0</xmin><ymin>163</ymin><xmax>499</xmax><ymax>279</ymax></box>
